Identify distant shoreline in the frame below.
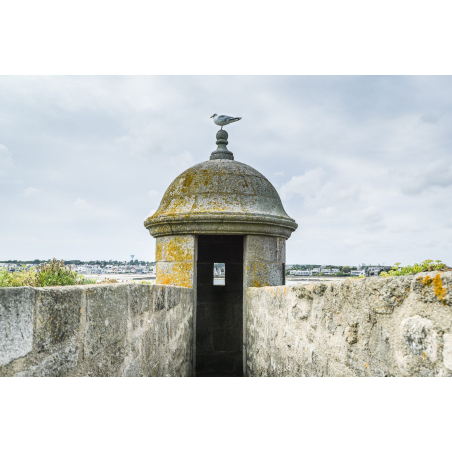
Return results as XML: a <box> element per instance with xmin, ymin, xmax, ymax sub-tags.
<box><xmin>286</xmin><ymin>276</ymin><xmax>346</xmax><ymax>282</ymax></box>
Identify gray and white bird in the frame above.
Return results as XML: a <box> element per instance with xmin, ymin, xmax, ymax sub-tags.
<box><xmin>210</xmin><ymin>113</ymin><xmax>242</xmax><ymax>130</ymax></box>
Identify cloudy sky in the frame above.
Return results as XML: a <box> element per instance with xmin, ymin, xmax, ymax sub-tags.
<box><xmin>1</xmin><ymin>76</ymin><xmax>451</xmax><ymax>265</ymax></box>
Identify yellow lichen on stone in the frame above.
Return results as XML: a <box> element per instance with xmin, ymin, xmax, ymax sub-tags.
<box><xmin>248</xmin><ymin>261</ymin><xmax>269</xmax><ymax>288</ymax></box>
<box><xmin>156</xmin><ymin>262</ymin><xmax>194</xmax><ymax>288</ymax></box>
<box><xmin>155</xmin><ymin>241</ymin><xmax>163</xmax><ymax>262</ymax></box>
<box><xmin>156</xmin><ymin>236</ymin><xmax>194</xmax><ymax>262</ymax></box>
<box><xmin>421</xmin><ymin>275</ymin><xmax>433</xmax><ymax>287</ymax></box>
<box><xmin>155</xmin><ymin>235</ymin><xmax>195</xmax><ymax>288</ymax></box>
<box><xmin>432</xmin><ymin>274</ymin><xmax>447</xmax><ymax>303</ymax></box>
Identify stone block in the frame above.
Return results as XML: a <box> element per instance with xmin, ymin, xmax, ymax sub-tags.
<box><xmin>244</xmin><ymin>262</ymin><xmax>284</xmax><ymax>287</ymax></box>
<box><xmin>34</xmin><ymin>287</ymin><xmax>83</xmax><ymax>353</ymax></box>
<box><xmin>129</xmin><ymin>283</ymin><xmax>151</xmax><ymax>317</ymax></box>
<box><xmin>156</xmin><ymin>261</ymin><xmax>194</xmax><ymax>288</ymax></box>
<box><xmin>78</xmin><ymin>336</ymin><xmax>128</xmax><ymax>377</ymax></box>
<box><xmin>277</xmin><ymin>238</ymin><xmax>286</xmax><ymax>264</ymax></box>
<box><xmin>155</xmin><ymin>235</ymin><xmax>195</xmax><ymax>262</ymax></box>
<box><xmin>153</xmin><ymin>285</ymin><xmax>166</xmax><ymax>311</ymax></box>
<box><xmin>15</xmin><ymin>339</ymin><xmax>79</xmax><ymax>377</ymax></box>
<box><xmin>0</xmin><ymin>287</ymin><xmax>34</xmax><ymax>366</ymax></box>
<box><xmin>166</xmin><ymin>286</ymin><xmax>181</xmax><ymax>310</ymax></box>
<box><xmin>84</xmin><ymin>285</ymin><xmax>129</xmax><ymax>357</ymax></box>
<box><xmin>244</xmin><ymin>235</ymin><xmax>279</xmax><ymax>263</ymax></box>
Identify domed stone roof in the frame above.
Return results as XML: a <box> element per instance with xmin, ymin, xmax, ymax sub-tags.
<box><xmin>144</xmin><ymin>131</ymin><xmax>297</xmax><ymax>238</ymax></box>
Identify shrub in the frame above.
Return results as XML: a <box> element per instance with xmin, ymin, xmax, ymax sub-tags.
<box><xmin>0</xmin><ymin>259</ymin><xmax>93</xmax><ymax>287</ymax></box>
<box><xmin>380</xmin><ymin>260</ymin><xmax>451</xmax><ymax>277</ymax></box>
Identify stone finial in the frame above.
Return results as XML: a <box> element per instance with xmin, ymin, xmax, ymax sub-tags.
<box><xmin>210</xmin><ymin>130</ymin><xmax>234</xmax><ymax>160</ymax></box>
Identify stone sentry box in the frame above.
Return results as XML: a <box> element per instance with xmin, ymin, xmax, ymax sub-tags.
<box><xmin>144</xmin><ymin>130</ymin><xmax>297</xmax><ymax>376</ymax></box>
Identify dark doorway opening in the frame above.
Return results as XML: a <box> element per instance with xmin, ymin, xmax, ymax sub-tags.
<box><xmin>196</xmin><ymin>235</ymin><xmax>243</xmax><ymax>377</ymax></box>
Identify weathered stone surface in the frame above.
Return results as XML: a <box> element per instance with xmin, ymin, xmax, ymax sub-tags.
<box><xmin>155</xmin><ymin>235</ymin><xmax>196</xmax><ymax>288</ymax></box>
<box><xmin>34</xmin><ymin>287</ymin><xmax>83</xmax><ymax>353</ymax></box>
<box><xmin>144</xmin><ymin>159</ymin><xmax>297</xmax><ymax>239</ymax></box>
<box><xmin>129</xmin><ymin>284</ymin><xmax>151</xmax><ymax>317</ymax></box>
<box><xmin>0</xmin><ymin>287</ymin><xmax>34</xmax><ymax>366</ymax></box>
<box><xmin>401</xmin><ymin>316</ymin><xmax>437</xmax><ymax>360</ymax></box>
<box><xmin>245</xmin><ymin>272</ymin><xmax>452</xmax><ymax>377</ymax></box>
<box><xmin>0</xmin><ymin>284</ymin><xmax>194</xmax><ymax>377</ymax></box>
<box><xmin>244</xmin><ymin>236</ymin><xmax>285</xmax><ymax>263</ymax></box>
<box><xmin>244</xmin><ymin>262</ymin><xmax>285</xmax><ymax>288</ymax></box>
<box><xmin>443</xmin><ymin>334</ymin><xmax>452</xmax><ymax>371</ymax></box>
<box><xmin>153</xmin><ymin>285</ymin><xmax>166</xmax><ymax>311</ymax></box>
<box><xmin>123</xmin><ymin>355</ymin><xmax>142</xmax><ymax>377</ymax></box>
<box><xmin>15</xmin><ymin>339</ymin><xmax>79</xmax><ymax>377</ymax></box>
<box><xmin>166</xmin><ymin>285</ymin><xmax>181</xmax><ymax>310</ymax></box>
<box><xmin>156</xmin><ymin>235</ymin><xmax>195</xmax><ymax>262</ymax></box>
<box><xmin>244</xmin><ymin>236</ymin><xmax>286</xmax><ymax>288</ymax></box>
<box><xmin>84</xmin><ymin>284</ymin><xmax>129</xmax><ymax>357</ymax></box>
<box><xmin>156</xmin><ymin>262</ymin><xmax>194</xmax><ymax>288</ymax></box>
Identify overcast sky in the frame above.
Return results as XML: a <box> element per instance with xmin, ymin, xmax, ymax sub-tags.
<box><xmin>1</xmin><ymin>76</ymin><xmax>451</xmax><ymax>265</ymax></box>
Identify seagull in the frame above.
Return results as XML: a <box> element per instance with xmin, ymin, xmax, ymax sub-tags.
<box><xmin>210</xmin><ymin>114</ymin><xmax>242</xmax><ymax>130</ymax></box>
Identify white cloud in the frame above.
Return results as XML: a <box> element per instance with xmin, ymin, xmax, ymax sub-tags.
<box><xmin>22</xmin><ymin>187</ymin><xmax>40</xmax><ymax>197</ymax></box>
<box><xmin>168</xmin><ymin>150</ymin><xmax>194</xmax><ymax>171</ymax></box>
<box><xmin>0</xmin><ymin>144</ymin><xmax>14</xmax><ymax>168</ymax></box>
<box><xmin>419</xmin><ymin>114</ymin><xmax>439</xmax><ymax>124</ymax></box>
<box><xmin>318</xmin><ymin>206</ymin><xmax>336</xmax><ymax>217</ymax></box>
<box><xmin>280</xmin><ymin>167</ymin><xmax>326</xmax><ymax>200</ymax></box>
<box><xmin>274</xmin><ymin>171</ymin><xmax>284</xmax><ymax>176</ymax></box>
<box><xmin>148</xmin><ymin>190</ymin><xmax>159</xmax><ymax>198</ymax></box>
<box><xmin>400</xmin><ymin>160</ymin><xmax>452</xmax><ymax>195</ymax></box>
<box><xmin>74</xmin><ymin>198</ymin><xmax>93</xmax><ymax>210</ymax></box>
<box><xmin>361</xmin><ymin>206</ymin><xmax>382</xmax><ymax>224</ymax></box>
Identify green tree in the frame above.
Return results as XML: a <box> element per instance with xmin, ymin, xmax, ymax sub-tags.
<box><xmin>342</xmin><ymin>266</ymin><xmax>351</xmax><ymax>274</ymax></box>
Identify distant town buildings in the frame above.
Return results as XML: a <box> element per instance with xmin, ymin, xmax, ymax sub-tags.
<box><xmin>350</xmin><ymin>269</ymin><xmax>366</xmax><ymax>277</ymax></box>
<box><xmin>288</xmin><ymin>263</ymin><xmax>391</xmax><ymax>277</ymax></box>
<box><xmin>1</xmin><ymin>261</ymin><xmax>391</xmax><ymax>278</ymax></box>
<box><xmin>0</xmin><ymin>261</ymin><xmax>156</xmax><ymax>275</ymax></box>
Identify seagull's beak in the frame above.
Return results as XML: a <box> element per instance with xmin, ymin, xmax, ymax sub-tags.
<box><xmin>210</xmin><ymin>115</ymin><xmax>213</xmax><ymax>118</ymax></box>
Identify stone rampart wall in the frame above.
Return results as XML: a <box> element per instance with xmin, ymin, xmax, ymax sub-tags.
<box><xmin>0</xmin><ymin>284</ymin><xmax>193</xmax><ymax>377</ymax></box>
<box><xmin>244</xmin><ymin>272</ymin><xmax>452</xmax><ymax>377</ymax></box>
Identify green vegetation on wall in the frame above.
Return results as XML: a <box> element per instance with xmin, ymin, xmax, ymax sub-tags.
<box><xmin>380</xmin><ymin>260</ymin><xmax>450</xmax><ymax>277</ymax></box>
<box><xmin>0</xmin><ymin>259</ymin><xmax>95</xmax><ymax>287</ymax></box>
